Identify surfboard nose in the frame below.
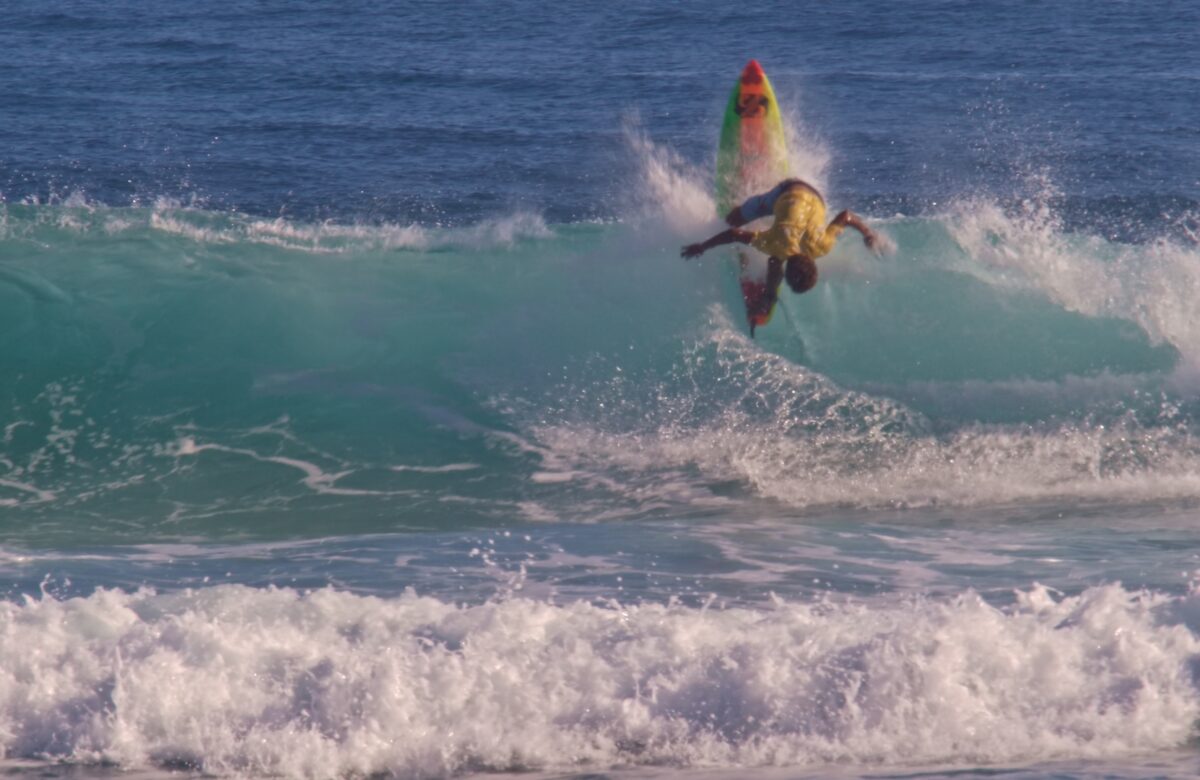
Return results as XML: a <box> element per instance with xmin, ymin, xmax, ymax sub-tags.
<box><xmin>741</xmin><ymin>59</ymin><xmax>765</xmax><ymax>85</ymax></box>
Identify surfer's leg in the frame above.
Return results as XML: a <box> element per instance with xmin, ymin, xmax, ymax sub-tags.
<box><xmin>736</xmin><ymin>181</ymin><xmax>789</xmax><ymax>224</ymax></box>
<box><xmin>744</xmin><ymin>257</ymin><xmax>784</xmax><ymax>317</ymax></box>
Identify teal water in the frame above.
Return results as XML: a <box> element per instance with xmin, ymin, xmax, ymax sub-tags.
<box><xmin>2</xmin><ymin>198</ymin><xmax>1195</xmax><ymax>539</ymax></box>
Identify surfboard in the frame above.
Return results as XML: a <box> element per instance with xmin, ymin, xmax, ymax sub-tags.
<box><xmin>715</xmin><ymin>60</ymin><xmax>791</xmax><ymax>336</ymax></box>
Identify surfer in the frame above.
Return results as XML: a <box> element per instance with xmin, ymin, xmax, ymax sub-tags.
<box><xmin>681</xmin><ymin>178</ymin><xmax>878</xmax><ymax>313</ymax></box>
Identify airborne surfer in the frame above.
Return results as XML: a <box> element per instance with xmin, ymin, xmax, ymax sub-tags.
<box><xmin>681</xmin><ymin>178</ymin><xmax>879</xmax><ymax>328</ymax></box>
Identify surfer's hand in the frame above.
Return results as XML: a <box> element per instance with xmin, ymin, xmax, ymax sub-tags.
<box><xmin>864</xmin><ymin>230</ymin><xmax>896</xmax><ymax>256</ymax></box>
<box><xmin>681</xmin><ymin>243</ymin><xmax>705</xmax><ymax>260</ymax></box>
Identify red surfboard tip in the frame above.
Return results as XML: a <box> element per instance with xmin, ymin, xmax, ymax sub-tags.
<box><xmin>741</xmin><ymin>60</ymin><xmax>765</xmax><ymax>84</ymax></box>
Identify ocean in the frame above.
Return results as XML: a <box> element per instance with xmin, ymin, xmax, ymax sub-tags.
<box><xmin>3</xmin><ymin>1</ymin><xmax>1200</xmax><ymax>777</ymax></box>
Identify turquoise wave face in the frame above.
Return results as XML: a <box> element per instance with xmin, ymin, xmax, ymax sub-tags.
<box><xmin>0</xmin><ymin>202</ymin><xmax>1197</xmax><ymax>544</ymax></box>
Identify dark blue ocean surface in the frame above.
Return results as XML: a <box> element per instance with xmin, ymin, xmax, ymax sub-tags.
<box><xmin>2</xmin><ymin>2</ymin><xmax>1200</xmax><ymax>779</ymax></box>
<box><xmin>5</xmin><ymin>1</ymin><xmax>1198</xmax><ymax>223</ymax></box>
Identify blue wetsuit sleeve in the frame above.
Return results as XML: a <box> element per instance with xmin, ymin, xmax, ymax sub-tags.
<box><xmin>738</xmin><ymin>181</ymin><xmax>786</xmax><ymax>222</ymax></box>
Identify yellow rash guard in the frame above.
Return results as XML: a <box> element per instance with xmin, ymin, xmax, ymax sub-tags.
<box><xmin>750</xmin><ymin>187</ymin><xmax>844</xmax><ymax>260</ymax></box>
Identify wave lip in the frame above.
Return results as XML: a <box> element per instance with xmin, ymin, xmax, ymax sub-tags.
<box><xmin>0</xmin><ymin>583</ymin><xmax>1196</xmax><ymax>777</ymax></box>
<box><xmin>1</xmin><ymin>201</ymin><xmax>553</xmax><ymax>254</ymax></box>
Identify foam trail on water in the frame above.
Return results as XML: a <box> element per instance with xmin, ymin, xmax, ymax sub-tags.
<box><xmin>0</xmin><ymin>478</ymin><xmax>56</xmax><ymax>507</ymax></box>
<box><xmin>173</xmin><ymin>438</ymin><xmax>391</xmax><ymax>497</ymax></box>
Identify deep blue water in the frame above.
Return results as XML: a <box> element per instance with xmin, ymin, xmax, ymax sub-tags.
<box><xmin>2</xmin><ymin>2</ymin><xmax>1200</xmax><ymax>778</ymax></box>
<box><xmin>7</xmin><ymin>2</ymin><xmax>1199</xmax><ymax>222</ymax></box>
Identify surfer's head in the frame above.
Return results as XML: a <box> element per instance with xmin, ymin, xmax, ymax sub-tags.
<box><xmin>785</xmin><ymin>255</ymin><xmax>818</xmax><ymax>293</ymax></box>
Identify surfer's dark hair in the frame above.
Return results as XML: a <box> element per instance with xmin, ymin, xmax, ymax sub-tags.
<box><xmin>785</xmin><ymin>256</ymin><xmax>818</xmax><ymax>293</ymax></box>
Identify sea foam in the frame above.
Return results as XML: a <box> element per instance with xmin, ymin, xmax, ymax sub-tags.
<box><xmin>0</xmin><ymin>584</ymin><xmax>1195</xmax><ymax>777</ymax></box>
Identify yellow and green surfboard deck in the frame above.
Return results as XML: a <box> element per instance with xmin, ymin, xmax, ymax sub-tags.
<box><xmin>715</xmin><ymin>60</ymin><xmax>791</xmax><ymax>335</ymax></box>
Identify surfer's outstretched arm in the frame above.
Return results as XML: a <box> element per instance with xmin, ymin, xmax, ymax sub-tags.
<box><xmin>724</xmin><ymin>206</ymin><xmax>748</xmax><ymax>227</ymax></box>
<box><xmin>681</xmin><ymin>228</ymin><xmax>753</xmax><ymax>259</ymax></box>
<box><xmin>831</xmin><ymin>210</ymin><xmax>880</xmax><ymax>250</ymax></box>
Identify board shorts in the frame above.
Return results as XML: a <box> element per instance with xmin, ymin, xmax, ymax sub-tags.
<box><xmin>738</xmin><ymin>179</ymin><xmax>821</xmax><ymax>222</ymax></box>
